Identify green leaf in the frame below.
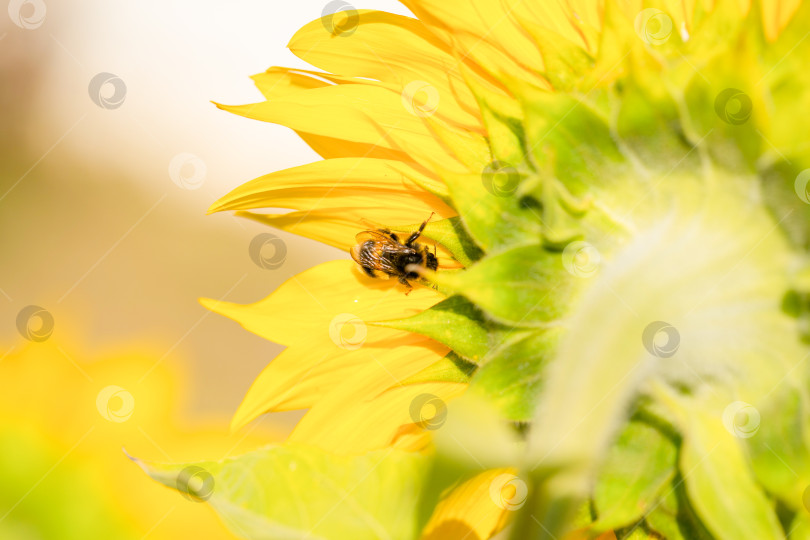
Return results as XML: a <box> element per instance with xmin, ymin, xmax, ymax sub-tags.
<box><xmin>370</xmin><ymin>295</ymin><xmax>491</xmax><ymax>363</ymax></box>
<box><xmin>469</xmin><ymin>328</ymin><xmax>562</xmax><ymax>422</ymax></box>
<box><xmin>400</xmin><ymin>352</ymin><xmax>477</xmax><ymax>385</ymax></box>
<box><xmin>432</xmin><ymin>244</ymin><xmax>580</xmax><ymax>326</ymax></box>
<box><xmin>134</xmin><ymin>444</ymin><xmax>445</xmax><ymax>540</ymax></box>
<box><xmin>592</xmin><ymin>420</ymin><xmax>677</xmax><ymax>531</ymax></box>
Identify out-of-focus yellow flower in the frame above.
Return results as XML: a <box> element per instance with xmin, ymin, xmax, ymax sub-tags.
<box><xmin>0</xmin><ymin>339</ymin><xmax>274</xmax><ymax>539</ymax></box>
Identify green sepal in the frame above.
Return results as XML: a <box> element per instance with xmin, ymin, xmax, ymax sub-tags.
<box><xmin>370</xmin><ymin>295</ymin><xmax>491</xmax><ymax>363</ymax></box>
<box><xmin>439</xmin><ymin>168</ymin><xmax>544</xmax><ymax>252</ymax></box>
<box><xmin>431</xmin><ymin>243</ymin><xmax>580</xmax><ymax>326</ymax></box>
<box><xmin>654</xmin><ymin>388</ymin><xmax>785</xmax><ymax>540</ymax></box>
<box><xmin>591</xmin><ymin>419</ymin><xmax>677</xmax><ymax>532</ymax></box>
<box><xmin>645</xmin><ymin>478</ymin><xmax>715</xmax><ymax>540</ymax></box>
<box><xmin>469</xmin><ymin>328</ymin><xmax>563</xmax><ymax>422</ymax></box>
<box><xmin>134</xmin><ymin>444</ymin><xmax>448</xmax><ymax>540</ymax></box>
<box><xmin>400</xmin><ymin>352</ymin><xmax>477</xmax><ymax>385</ymax></box>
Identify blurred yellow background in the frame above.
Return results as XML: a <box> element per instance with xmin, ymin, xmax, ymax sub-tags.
<box><xmin>1</xmin><ymin>0</ymin><xmax>409</xmax><ymax>538</ymax></box>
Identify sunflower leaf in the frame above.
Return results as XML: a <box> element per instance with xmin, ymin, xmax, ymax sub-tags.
<box><xmin>592</xmin><ymin>420</ymin><xmax>677</xmax><ymax>532</ymax></box>
<box><xmin>134</xmin><ymin>444</ymin><xmax>446</xmax><ymax>540</ymax></box>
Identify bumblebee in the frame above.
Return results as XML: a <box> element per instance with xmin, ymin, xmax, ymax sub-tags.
<box><xmin>350</xmin><ymin>213</ymin><xmax>438</xmax><ymax>292</ymax></box>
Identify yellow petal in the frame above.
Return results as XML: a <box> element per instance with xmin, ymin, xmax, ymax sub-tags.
<box><xmin>236</xmin><ymin>210</ymin><xmax>460</xmax><ymax>268</ymax></box>
<box><xmin>420</xmin><ymin>469</ymin><xmax>513</xmax><ymax>540</ymax></box>
<box><xmin>761</xmin><ymin>0</ymin><xmax>802</xmax><ymax>40</ymax></box>
<box><xmin>295</xmin><ymin>131</ymin><xmax>413</xmax><ymax>161</ymax></box>
<box><xmin>401</xmin><ymin>0</ymin><xmax>548</xmax><ymax>85</ymax></box>
<box><xmin>201</xmin><ymin>260</ymin><xmax>444</xmax><ymax>348</ymax></box>
<box><xmin>250</xmin><ymin>66</ymin><xmax>332</xmax><ymax>99</ymax></box>
<box><xmin>230</xmin><ymin>334</ymin><xmax>437</xmax><ymax>428</ymax></box>
<box><xmin>215</xmin><ymin>84</ymin><xmax>469</xmax><ymax>172</ymax></box>
<box><xmin>289</xmin><ymin>370</ymin><xmax>465</xmax><ymax>454</ymax></box>
<box><xmin>289</xmin><ymin>10</ymin><xmax>483</xmax><ymax>131</ymax></box>
<box><xmin>207</xmin><ymin>157</ymin><xmax>452</xmax><ymax>216</ymax></box>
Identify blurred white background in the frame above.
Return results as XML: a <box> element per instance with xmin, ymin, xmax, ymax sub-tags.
<box><xmin>0</xmin><ymin>0</ymin><xmax>412</xmax><ymax>431</ymax></box>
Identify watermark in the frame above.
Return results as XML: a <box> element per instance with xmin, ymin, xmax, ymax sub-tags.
<box><xmin>489</xmin><ymin>473</ymin><xmax>528</xmax><ymax>511</ymax></box>
<box><xmin>481</xmin><ymin>160</ymin><xmax>519</xmax><ymax>197</ymax></box>
<box><xmin>714</xmin><ymin>88</ymin><xmax>752</xmax><ymax>125</ymax></box>
<box><xmin>96</xmin><ymin>385</ymin><xmax>135</xmax><ymax>423</ymax></box>
<box><xmin>634</xmin><ymin>9</ymin><xmax>673</xmax><ymax>45</ymax></box>
<box><xmin>176</xmin><ymin>466</ymin><xmax>215</xmax><ymax>502</ymax></box>
<box><xmin>562</xmin><ymin>241</ymin><xmax>601</xmax><ymax>278</ymax></box>
<box><xmin>328</xmin><ymin>313</ymin><xmax>366</xmax><ymax>350</ymax></box>
<box><xmin>8</xmin><ymin>0</ymin><xmax>46</xmax><ymax>30</ymax></box>
<box><xmin>168</xmin><ymin>153</ymin><xmax>206</xmax><ymax>190</ymax></box>
<box><xmin>16</xmin><ymin>305</ymin><xmax>54</xmax><ymax>342</ymax></box>
<box><xmin>409</xmin><ymin>393</ymin><xmax>447</xmax><ymax>430</ymax></box>
<box><xmin>802</xmin><ymin>485</ymin><xmax>810</xmax><ymax>513</ymax></box>
<box><xmin>249</xmin><ymin>233</ymin><xmax>287</xmax><ymax>270</ymax></box>
<box><xmin>642</xmin><ymin>321</ymin><xmax>680</xmax><ymax>358</ymax></box>
<box><xmin>722</xmin><ymin>401</ymin><xmax>760</xmax><ymax>438</ymax></box>
<box><xmin>321</xmin><ymin>1</ymin><xmax>358</xmax><ymax>36</ymax></box>
<box><xmin>794</xmin><ymin>169</ymin><xmax>810</xmax><ymax>204</ymax></box>
<box><xmin>88</xmin><ymin>73</ymin><xmax>127</xmax><ymax>110</ymax></box>
<box><xmin>401</xmin><ymin>81</ymin><xmax>440</xmax><ymax>118</ymax></box>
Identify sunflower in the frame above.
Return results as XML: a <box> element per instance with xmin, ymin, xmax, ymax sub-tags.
<box><xmin>0</xmin><ymin>339</ymin><xmax>269</xmax><ymax>539</ymax></box>
<box><xmin>143</xmin><ymin>0</ymin><xmax>810</xmax><ymax>538</ymax></box>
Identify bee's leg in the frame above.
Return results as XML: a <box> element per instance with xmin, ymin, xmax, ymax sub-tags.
<box><xmin>398</xmin><ymin>276</ymin><xmax>413</xmax><ymax>295</ymax></box>
<box><xmin>405</xmin><ymin>212</ymin><xmax>435</xmax><ymax>246</ymax></box>
<box><xmin>361</xmin><ymin>265</ymin><xmax>377</xmax><ymax>278</ymax></box>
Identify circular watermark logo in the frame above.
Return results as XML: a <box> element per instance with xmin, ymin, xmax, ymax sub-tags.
<box><xmin>321</xmin><ymin>1</ymin><xmax>358</xmax><ymax>36</ymax></box>
<box><xmin>722</xmin><ymin>401</ymin><xmax>760</xmax><ymax>438</ymax></box>
<box><xmin>489</xmin><ymin>473</ymin><xmax>528</xmax><ymax>511</ymax></box>
<box><xmin>249</xmin><ymin>233</ymin><xmax>287</xmax><ymax>270</ymax></box>
<box><xmin>401</xmin><ymin>81</ymin><xmax>440</xmax><ymax>118</ymax></box>
<box><xmin>176</xmin><ymin>465</ymin><xmax>215</xmax><ymax>502</ymax></box>
<box><xmin>328</xmin><ymin>313</ymin><xmax>366</xmax><ymax>350</ymax></box>
<box><xmin>8</xmin><ymin>0</ymin><xmax>46</xmax><ymax>30</ymax></box>
<box><xmin>794</xmin><ymin>169</ymin><xmax>810</xmax><ymax>204</ymax></box>
<box><xmin>634</xmin><ymin>9</ymin><xmax>673</xmax><ymax>45</ymax></box>
<box><xmin>714</xmin><ymin>88</ymin><xmax>752</xmax><ymax>125</ymax></box>
<box><xmin>16</xmin><ymin>305</ymin><xmax>54</xmax><ymax>342</ymax></box>
<box><xmin>168</xmin><ymin>153</ymin><xmax>206</xmax><ymax>190</ymax></box>
<box><xmin>88</xmin><ymin>72</ymin><xmax>127</xmax><ymax>110</ymax></box>
<box><xmin>642</xmin><ymin>321</ymin><xmax>680</xmax><ymax>358</ymax></box>
<box><xmin>481</xmin><ymin>160</ymin><xmax>519</xmax><ymax>197</ymax></box>
<box><xmin>409</xmin><ymin>393</ymin><xmax>447</xmax><ymax>430</ymax></box>
<box><xmin>561</xmin><ymin>241</ymin><xmax>601</xmax><ymax>278</ymax></box>
<box><xmin>96</xmin><ymin>385</ymin><xmax>135</xmax><ymax>423</ymax></box>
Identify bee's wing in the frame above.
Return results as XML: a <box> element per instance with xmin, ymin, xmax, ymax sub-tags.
<box><xmin>354</xmin><ymin>230</ymin><xmax>393</xmax><ymax>243</ymax></box>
